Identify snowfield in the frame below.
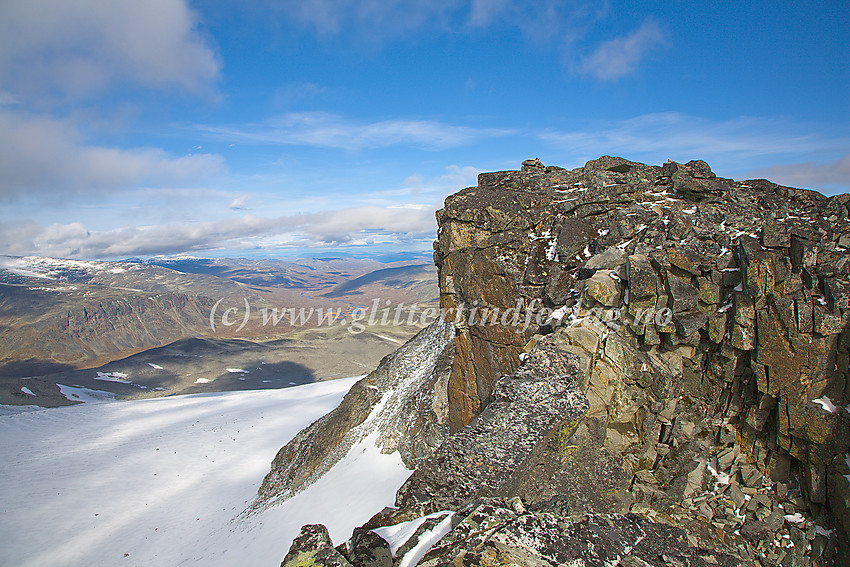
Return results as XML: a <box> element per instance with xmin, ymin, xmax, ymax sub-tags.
<box><xmin>0</xmin><ymin>377</ymin><xmax>412</xmax><ymax>566</ymax></box>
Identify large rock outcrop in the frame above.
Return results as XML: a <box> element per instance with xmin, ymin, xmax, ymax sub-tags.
<box><xmin>273</xmin><ymin>157</ymin><xmax>850</xmax><ymax>567</ymax></box>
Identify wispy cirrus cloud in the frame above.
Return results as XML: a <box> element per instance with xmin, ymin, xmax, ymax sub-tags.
<box><xmin>273</xmin><ymin>0</ymin><xmax>458</xmax><ymax>37</ymax></box>
<box><xmin>266</xmin><ymin>0</ymin><xmax>609</xmax><ymax>41</ymax></box>
<box><xmin>541</xmin><ymin>112</ymin><xmax>843</xmax><ymax>163</ymax></box>
<box><xmin>0</xmin><ymin>110</ymin><xmax>226</xmax><ymax>198</ymax></box>
<box><xmin>1</xmin><ymin>205</ymin><xmax>438</xmax><ymax>258</ymax></box>
<box><xmin>747</xmin><ymin>153</ymin><xmax>850</xmax><ymax>193</ymax></box>
<box><xmin>576</xmin><ymin>18</ymin><xmax>668</xmax><ymax>80</ymax></box>
<box><xmin>255</xmin><ymin>0</ymin><xmax>663</xmax><ymax>79</ymax></box>
<box><xmin>197</xmin><ymin>112</ymin><xmax>512</xmax><ymax>150</ymax></box>
<box><xmin>540</xmin><ymin>112</ymin><xmax>850</xmax><ymax>190</ymax></box>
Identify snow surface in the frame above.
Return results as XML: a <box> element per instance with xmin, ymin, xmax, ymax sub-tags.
<box><xmin>707</xmin><ymin>459</ymin><xmax>731</xmax><ymax>485</ymax></box>
<box><xmin>95</xmin><ymin>371</ymin><xmax>131</xmax><ymax>383</ymax></box>
<box><xmin>0</xmin><ymin>405</ymin><xmax>43</xmax><ymax>417</ymax></box>
<box><xmin>373</xmin><ymin>511</ymin><xmax>455</xmax><ymax>567</ymax></box>
<box><xmin>147</xmin><ymin>363</ymin><xmax>164</xmax><ymax>370</ymax></box>
<box><xmin>812</xmin><ymin>396</ymin><xmax>837</xmax><ymax>413</ymax></box>
<box><xmin>397</xmin><ymin>513</ymin><xmax>454</xmax><ymax>567</ymax></box>
<box><xmin>20</xmin><ymin>387</ymin><xmax>34</xmax><ymax>396</ymax></box>
<box><xmin>373</xmin><ymin>512</ymin><xmax>442</xmax><ymax>556</ymax></box>
<box><xmin>0</xmin><ymin>377</ymin><xmax>412</xmax><ymax>566</ymax></box>
<box><xmin>57</xmin><ymin>384</ymin><xmax>117</xmax><ymax>403</ymax></box>
<box><xmin>373</xmin><ymin>333</ymin><xmax>403</xmax><ymax>344</ymax></box>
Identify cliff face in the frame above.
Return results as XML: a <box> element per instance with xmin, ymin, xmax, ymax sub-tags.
<box><xmin>436</xmin><ymin>157</ymin><xmax>849</xmax><ymax>435</ymax></box>
<box><xmin>431</xmin><ymin>156</ymin><xmax>849</xmax><ymax>561</ymax></box>
<box><xmin>275</xmin><ymin>156</ymin><xmax>850</xmax><ymax>567</ymax></box>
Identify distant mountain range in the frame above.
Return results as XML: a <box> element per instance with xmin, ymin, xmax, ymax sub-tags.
<box><xmin>0</xmin><ymin>253</ymin><xmax>438</xmax><ymax>406</ymax></box>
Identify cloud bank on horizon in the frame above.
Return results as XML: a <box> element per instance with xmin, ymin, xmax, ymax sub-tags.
<box><xmin>0</xmin><ymin>0</ymin><xmax>847</xmax><ymax>259</ymax></box>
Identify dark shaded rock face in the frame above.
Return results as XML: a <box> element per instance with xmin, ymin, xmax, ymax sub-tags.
<box><xmin>273</xmin><ymin>157</ymin><xmax>850</xmax><ymax>567</ymax></box>
<box><xmin>255</xmin><ymin>319</ymin><xmax>455</xmax><ymax>508</ymax></box>
<box><xmin>395</xmin><ymin>338</ymin><xmax>590</xmax><ymax>511</ymax></box>
<box><xmin>394</xmin><ymin>336</ymin><xmax>633</xmax><ymax>518</ymax></box>
<box><xmin>436</xmin><ymin>158</ymin><xmax>849</xmax><ymax>437</ymax></box>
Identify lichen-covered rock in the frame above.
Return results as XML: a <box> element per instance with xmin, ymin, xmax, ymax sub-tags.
<box><xmin>277</xmin><ymin>157</ymin><xmax>849</xmax><ymax>567</ymax></box>
<box><xmin>429</xmin><ymin>156</ymin><xmax>849</xmax><ymax>565</ymax></box>
<box><xmin>342</xmin><ymin>528</ymin><xmax>393</xmax><ymax>567</ymax></box>
<box><xmin>585</xmin><ymin>270</ymin><xmax>623</xmax><ymax>306</ymax></box>
<box><xmin>395</xmin><ymin>337</ymin><xmax>591</xmax><ymax>512</ymax></box>
<box><xmin>414</xmin><ymin>499</ymin><xmax>742</xmax><ymax>567</ymax></box>
<box><xmin>281</xmin><ymin>524</ymin><xmax>353</xmax><ymax>567</ymax></box>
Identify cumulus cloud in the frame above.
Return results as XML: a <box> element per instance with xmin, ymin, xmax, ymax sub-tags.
<box><xmin>198</xmin><ymin>112</ymin><xmax>511</xmax><ymax>150</ymax></box>
<box><xmin>577</xmin><ymin>18</ymin><xmax>668</xmax><ymax>79</ymax></box>
<box><xmin>0</xmin><ymin>205</ymin><xmax>438</xmax><ymax>258</ymax></box>
<box><xmin>0</xmin><ymin>110</ymin><xmax>225</xmax><ymax>197</ymax></box>
<box><xmin>0</xmin><ymin>0</ymin><xmax>219</xmax><ymax>101</ymax></box>
<box><xmin>747</xmin><ymin>154</ymin><xmax>850</xmax><ymax>192</ymax></box>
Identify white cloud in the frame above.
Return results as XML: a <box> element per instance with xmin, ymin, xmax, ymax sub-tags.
<box><xmin>539</xmin><ymin>112</ymin><xmax>843</xmax><ymax>167</ymax></box>
<box><xmin>468</xmin><ymin>0</ymin><xmax>607</xmax><ymax>40</ymax></box>
<box><xmin>539</xmin><ymin>112</ymin><xmax>850</xmax><ymax>190</ymax></box>
<box><xmin>228</xmin><ymin>196</ymin><xmax>250</xmax><ymax>210</ymax></box>
<box><xmin>306</xmin><ymin>205</ymin><xmax>435</xmax><ymax>243</ymax></box>
<box><xmin>269</xmin><ymin>0</ymin><xmax>610</xmax><ymax>43</ymax></box>
<box><xmin>0</xmin><ymin>110</ymin><xmax>226</xmax><ymax>197</ymax></box>
<box><xmin>0</xmin><ymin>0</ymin><xmax>219</xmax><ymax>101</ymax></box>
<box><xmin>1</xmin><ymin>205</ymin><xmax>438</xmax><ymax>258</ymax></box>
<box><xmin>440</xmin><ymin>165</ymin><xmax>480</xmax><ymax>189</ymax></box>
<box><xmin>747</xmin><ymin>154</ymin><xmax>850</xmax><ymax>192</ymax></box>
<box><xmin>259</xmin><ymin>0</ymin><xmax>623</xmax><ymax>72</ymax></box>
<box><xmin>197</xmin><ymin>112</ymin><xmax>511</xmax><ymax>150</ymax></box>
<box><xmin>0</xmin><ymin>90</ymin><xmax>18</xmax><ymax>106</ymax></box>
<box><xmin>468</xmin><ymin>0</ymin><xmax>513</xmax><ymax>27</ymax></box>
<box><xmin>268</xmin><ymin>0</ymin><xmax>459</xmax><ymax>37</ymax></box>
<box><xmin>577</xmin><ymin>18</ymin><xmax>668</xmax><ymax>79</ymax></box>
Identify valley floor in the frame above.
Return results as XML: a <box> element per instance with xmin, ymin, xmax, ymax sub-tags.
<box><xmin>0</xmin><ymin>378</ymin><xmax>411</xmax><ymax>566</ymax></box>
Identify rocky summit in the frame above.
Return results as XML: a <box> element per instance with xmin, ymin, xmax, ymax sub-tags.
<box><xmin>266</xmin><ymin>157</ymin><xmax>850</xmax><ymax>567</ymax></box>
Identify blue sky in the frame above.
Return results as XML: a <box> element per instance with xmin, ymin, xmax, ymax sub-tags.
<box><xmin>0</xmin><ymin>0</ymin><xmax>848</xmax><ymax>259</ymax></box>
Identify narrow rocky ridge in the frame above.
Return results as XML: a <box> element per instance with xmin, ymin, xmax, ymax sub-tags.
<box><xmin>273</xmin><ymin>156</ymin><xmax>850</xmax><ymax>566</ymax></box>
<box><xmin>254</xmin><ymin>319</ymin><xmax>455</xmax><ymax>509</ymax></box>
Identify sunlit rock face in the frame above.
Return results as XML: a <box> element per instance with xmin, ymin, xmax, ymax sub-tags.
<box><xmin>430</xmin><ymin>156</ymin><xmax>849</xmax><ymax>563</ymax></box>
<box><xmin>275</xmin><ymin>157</ymin><xmax>850</xmax><ymax>566</ymax></box>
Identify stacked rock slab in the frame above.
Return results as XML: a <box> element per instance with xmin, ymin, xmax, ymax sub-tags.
<box><xmin>431</xmin><ymin>156</ymin><xmax>849</xmax><ymax>563</ymax></box>
<box><xmin>278</xmin><ymin>157</ymin><xmax>849</xmax><ymax>567</ymax></box>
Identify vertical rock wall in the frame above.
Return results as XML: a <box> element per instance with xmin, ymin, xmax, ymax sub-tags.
<box><xmin>434</xmin><ymin>156</ymin><xmax>850</xmax><ymax>561</ymax></box>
